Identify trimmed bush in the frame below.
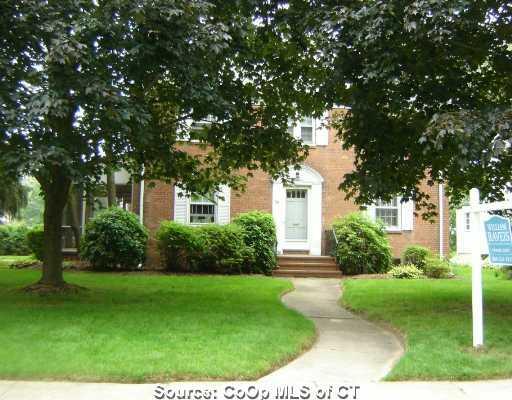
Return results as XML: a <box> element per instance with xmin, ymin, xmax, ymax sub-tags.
<box><xmin>157</xmin><ymin>222</ymin><xmax>256</xmax><ymax>274</ymax></box>
<box><xmin>0</xmin><ymin>224</ymin><xmax>31</xmax><ymax>255</ymax></box>
<box><xmin>388</xmin><ymin>264</ymin><xmax>424</xmax><ymax>279</ymax></box>
<box><xmin>233</xmin><ymin>211</ymin><xmax>277</xmax><ymax>275</ymax></box>
<box><xmin>402</xmin><ymin>245</ymin><xmax>432</xmax><ymax>271</ymax></box>
<box><xmin>156</xmin><ymin>221</ymin><xmax>204</xmax><ymax>272</ymax></box>
<box><xmin>332</xmin><ymin>212</ymin><xmax>392</xmax><ymax>275</ymax></box>
<box><xmin>424</xmin><ymin>257</ymin><xmax>451</xmax><ymax>279</ymax></box>
<box><xmin>80</xmin><ymin>207</ymin><xmax>148</xmax><ymax>270</ymax></box>
<box><xmin>26</xmin><ymin>225</ymin><xmax>44</xmax><ymax>260</ymax></box>
<box><xmin>198</xmin><ymin>224</ymin><xmax>254</xmax><ymax>274</ymax></box>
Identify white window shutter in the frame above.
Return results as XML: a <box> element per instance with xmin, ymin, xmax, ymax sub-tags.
<box><xmin>216</xmin><ymin>185</ymin><xmax>231</xmax><ymax>225</ymax></box>
<box><xmin>363</xmin><ymin>205</ymin><xmax>375</xmax><ymax>220</ymax></box>
<box><xmin>174</xmin><ymin>186</ymin><xmax>188</xmax><ymax>224</ymax></box>
<box><xmin>315</xmin><ymin>111</ymin><xmax>329</xmax><ymax>146</ymax></box>
<box><xmin>293</xmin><ymin>123</ymin><xmax>301</xmax><ymax>140</ymax></box>
<box><xmin>401</xmin><ymin>199</ymin><xmax>414</xmax><ymax>230</ymax></box>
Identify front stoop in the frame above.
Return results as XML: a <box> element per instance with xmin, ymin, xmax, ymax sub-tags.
<box><xmin>273</xmin><ymin>255</ymin><xmax>342</xmax><ymax>278</ymax></box>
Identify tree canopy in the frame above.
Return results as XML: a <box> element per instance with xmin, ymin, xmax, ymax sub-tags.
<box><xmin>0</xmin><ymin>0</ymin><xmax>328</xmax><ymax>288</ymax></box>
<box><xmin>301</xmin><ymin>0</ymin><xmax>511</xmax><ymax>215</ymax></box>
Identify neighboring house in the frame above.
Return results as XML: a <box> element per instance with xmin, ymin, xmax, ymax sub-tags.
<box><xmin>127</xmin><ymin>106</ymin><xmax>449</xmax><ymax>267</ymax></box>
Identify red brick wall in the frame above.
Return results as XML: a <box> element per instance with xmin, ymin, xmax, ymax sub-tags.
<box><xmin>231</xmin><ymin>169</ymin><xmax>273</xmax><ymax>215</ymax></box>
<box><xmin>143</xmin><ymin>180</ymin><xmax>173</xmax><ymax>268</ymax></box>
<box><xmin>142</xmin><ymin>111</ymin><xmax>450</xmax><ymax>267</ymax></box>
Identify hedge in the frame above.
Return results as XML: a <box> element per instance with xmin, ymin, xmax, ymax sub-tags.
<box><xmin>158</xmin><ymin>213</ymin><xmax>277</xmax><ymax>275</ymax></box>
<box><xmin>233</xmin><ymin>211</ymin><xmax>277</xmax><ymax>275</ymax></box>
<box><xmin>0</xmin><ymin>224</ymin><xmax>31</xmax><ymax>255</ymax></box>
<box><xmin>26</xmin><ymin>225</ymin><xmax>44</xmax><ymax>260</ymax></box>
<box><xmin>332</xmin><ymin>212</ymin><xmax>392</xmax><ymax>275</ymax></box>
<box><xmin>402</xmin><ymin>245</ymin><xmax>432</xmax><ymax>271</ymax></box>
<box><xmin>80</xmin><ymin>207</ymin><xmax>148</xmax><ymax>270</ymax></box>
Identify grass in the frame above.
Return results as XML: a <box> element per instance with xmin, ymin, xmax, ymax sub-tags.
<box><xmin>0</xmin><ymin>255</ymin><xmax>34</xmax><ymax>268</ymax></box>
<box><xmin>0</xmin><ymin>268</ymin><xmax>314</xmax><ymax>382</ymax></box>
<box><xmin>342</xmin><ymin>266</ymin><xmax>512</xmax><ymax>381</ymax></box>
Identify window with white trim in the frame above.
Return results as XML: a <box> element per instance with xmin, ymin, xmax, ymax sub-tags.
<box><xmin>189</xmin><ymin>193</ymin><xmax>216</xmax><ymax>224</ymax></box>
<box><xmin>375</xmin><ymin>198</ymin><xmax>400</xmax><ymax>229</ymax></box>
<box><xmin>465</xmin><ymin>212</ymin><xmax>471</xmax><ymax>231</ymax></box>
<box><xmin>287</xmin><ymin>117</ymin><xmax>316</xmax><ymax>145</ymax></box>
<box><xmin>300</xmin><ymin>117</ymin><xmax>314</xmax><ymax>144</ymax></box>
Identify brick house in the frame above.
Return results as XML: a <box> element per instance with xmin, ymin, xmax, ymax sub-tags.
<box><xmin>126</xmin><ymin>106</ymin><xmax>449</xmax><ymax>268</ymax></box>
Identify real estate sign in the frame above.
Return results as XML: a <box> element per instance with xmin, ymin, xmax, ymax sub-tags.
<box><xmin>484</xmin><ymin>215</ymin><xmax>512</xmax><ymax>265</ymax></box>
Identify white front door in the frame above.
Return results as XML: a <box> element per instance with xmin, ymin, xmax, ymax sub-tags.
<box><xmin>285</xmin><ymin>189</ymin><xmax>308</xmax><ymax>240</ymax></box>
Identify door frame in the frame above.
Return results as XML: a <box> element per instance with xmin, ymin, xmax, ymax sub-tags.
<box><xmin>272</xmin><ymin>165</ymin><xmax>323</xmax><ymax>255</ymax></box>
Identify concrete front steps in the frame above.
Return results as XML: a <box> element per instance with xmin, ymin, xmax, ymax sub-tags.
<box><xmin>273</xmin><ymin>255</ymin><xmax>342</xmax><ymax>278</ymax></box>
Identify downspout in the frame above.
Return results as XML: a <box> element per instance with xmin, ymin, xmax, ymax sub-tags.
<box><xmin>81</xmin><ymin>195</ymin><xmax>86</xmax><ymax>235</ymax></box>
<box><xmin>439</xmin><ymin>183</ymin><xmax>444</xmax><ymax>258</ymax></box>
<box><xmin>139</xmin><ymin>179</ymin><xmax>145</xmax><ymax>225</ymax></box>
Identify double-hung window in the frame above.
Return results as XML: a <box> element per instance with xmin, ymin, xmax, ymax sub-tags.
<box><xmin>300</xmin><ymin>117</ymin><xmax>314</xmax><ymax>144</ymax></box>
<box><xmin>189</xmin><ymin>194</ymin><xmax>216</xmax><ymax>224</ymax></box>
<box><xmin>287</xmin><ymin>117</ymin><xmax>316</xmax><ymax>145</ymax></box>
<box><xmin>375</xmin><ymin>198</ymin><xmax>400</xmax><ymax>229</ymax></box>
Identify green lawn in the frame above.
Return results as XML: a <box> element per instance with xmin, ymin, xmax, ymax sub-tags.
<box><xmin>343</xmin><ymin>267</ymin><xmax>512</xmax><ymax>380</ymax></box>
<box><xmin>0</xmin><ymin>255</ymin><xmax>34</xmax><ymax>268</ymax></box>
<box><xmin>0</xmin><ymin>268</ymin><xmax>314</xmax><ymax>382</ymax></box>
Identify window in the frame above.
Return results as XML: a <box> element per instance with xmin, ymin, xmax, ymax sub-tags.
<box><xmin>300</xmin><ymin>117</ymin><xmax>313</xmax><ymax>144</ymax></box>
<box><xmin>287</xmin><ymin>189</ymin><xmax>307</xmax><ymax>199</ymax></box>
<box><xmin>465</xmin><ymin>212</ymin><xmax>471</xmax><ymax>231</ymax></box>
<box><xmin>189</xmin><ymin>193</ymin><xmax>216</xmax><ymax>224</ymax></box>
<box><xmin>375</xmin><ymin>198</ymin><xmax>400</xmax><ymax>228</ymax></box>
<box><xmin>287</xmin><ymin>117</ymin><xmax>316</xmax><ymax>145</ymax></box>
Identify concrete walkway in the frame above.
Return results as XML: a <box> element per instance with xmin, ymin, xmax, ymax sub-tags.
<box><xmin>260</xmin><ymin>278</ymin><xmax>403</xmax><ymax>383</ymax></box>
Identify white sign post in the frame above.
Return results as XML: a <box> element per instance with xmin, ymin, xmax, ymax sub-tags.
<box><xmin>468</xmin><ymin>188</ymin><xmax>512</xmax><ymax>348</ymax></box>
<box><xmin>469</xmin><ymin>188</ymin><xmax>484</xmax><ymax>348</ymax></box>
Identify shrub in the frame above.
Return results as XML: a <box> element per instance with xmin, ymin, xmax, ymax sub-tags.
<box><xmin>233</xmin><ymin>211</ymin><xmax>277</xmax><ymax>275</ymax></box>
<box><xmin>402</xmin><ymin>245</ymin><xmax>432</xmax><ymax>271</ymax></box>
<box><xmin>388</xmin><ymin>264</ymin><xmax>424</xmax><ymax>279</ymax></box>
<box><xmin>156</xmin><ymin>221</ymin><xmax>204</xmax><ymax>272</ymax></box>
<box><xmin>157</xmin><ymin>222</ymin><xmax>255</xmax><ymax>274</ymax></box>
<box><xmin>26</xmin><ymin>225</ymin><xmax>44</xmax><ymax>260</ymax></box>
<box><xmin>80</xmin><ymin>207</ymin><xmax>148</xmax><ymax>270</ymax></box>
<box><xmin>424</xmin><ymin>257</ymin><xmax>451</xmax><ymax>279</ymax></box>
<box><xmin>332</xmin><ymin>213</ymin><xmax>392</xmax><ymax>275</ymax></box>
<box><xmin>0</xmin><ymin>224</ymin><xmax>31</xmax><ymax>255</ymax></box>
<box><xmin>197</xmin><ymin>224</ymin><xmax>254</xmax><ymax>274</ymax></box>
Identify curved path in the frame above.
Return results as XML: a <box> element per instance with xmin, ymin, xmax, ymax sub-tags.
<box><xmin>260</xmin><ymin>277</ymin><xmax>404</xmax><ymax>383</ymax></box>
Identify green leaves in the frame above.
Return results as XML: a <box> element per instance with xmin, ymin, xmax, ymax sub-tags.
<box><xmin>317</xmin><ymin>0</ymin><xmax>512</xmax><ymax>212</ymax></box>
<box><xmin>1</xmin><ymin>0</ymin><xmax>329</xmax><ymax>197</ymax></box>
<box><xmin>80</xmin><ymin>207</ymin><xmax>149</xmax><ymax>270</ymax></box>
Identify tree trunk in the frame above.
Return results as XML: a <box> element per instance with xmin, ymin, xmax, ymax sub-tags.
<box><xmin>106</xmin><ymin>168</ymin><xmax>116</xmax><ymax>208</ymax></box>
<box><xmin>66</xmin><ymin>184</ymin><xmax>81</xmax><ymax>251</ymax></box>
<box><xmin>39</xmin><ymin>169</ymin><xmax>71</xmax><ymax>287</ymax></box>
